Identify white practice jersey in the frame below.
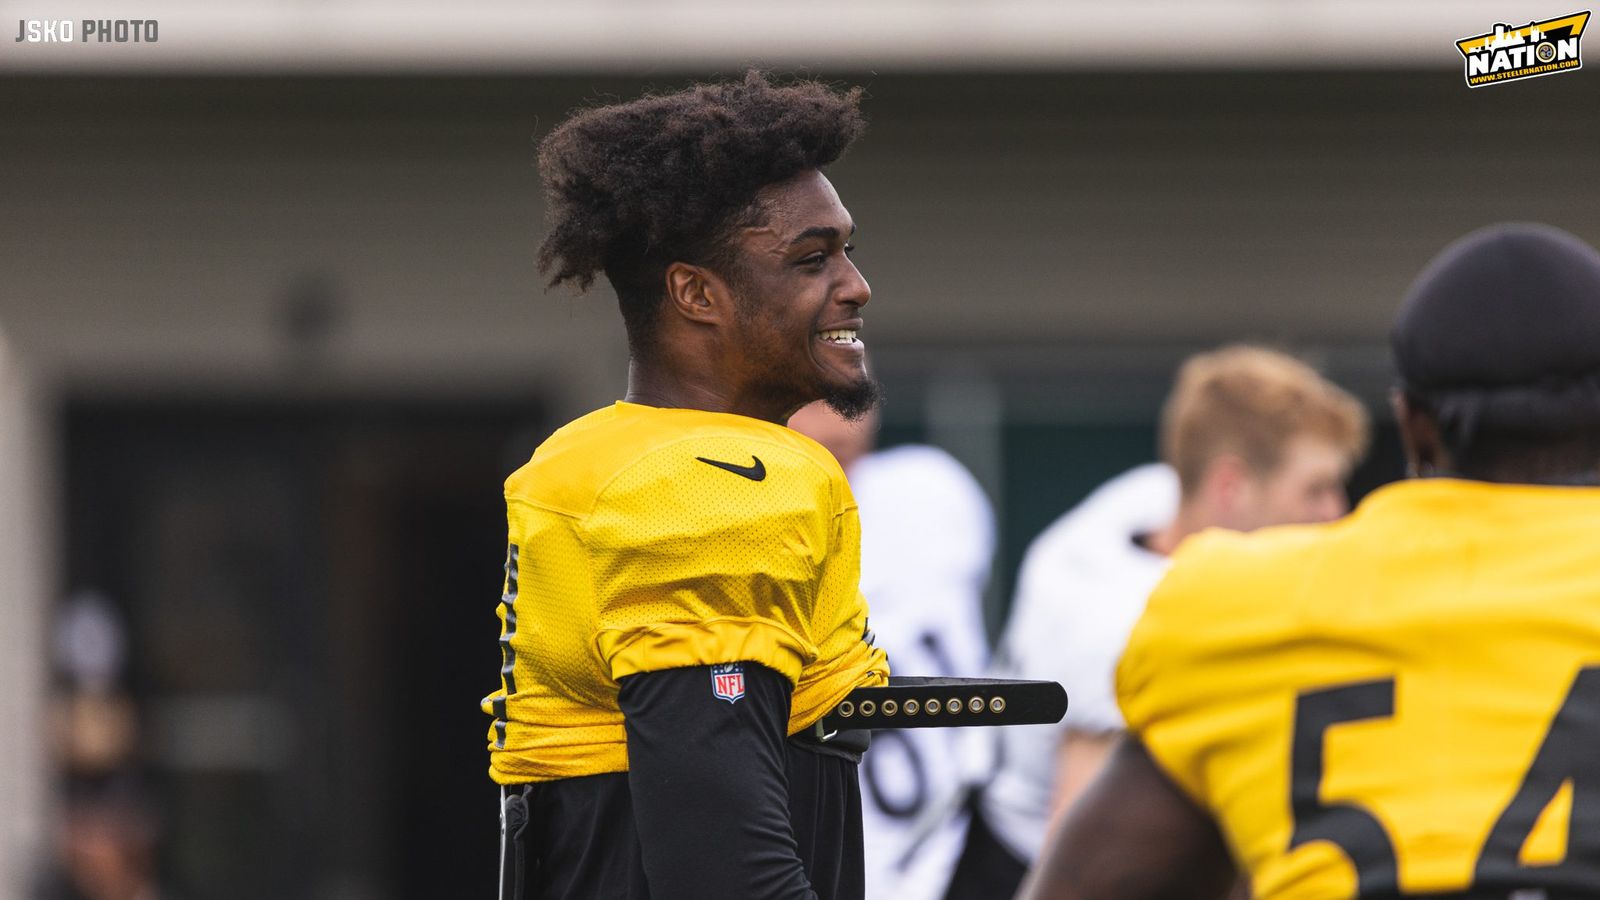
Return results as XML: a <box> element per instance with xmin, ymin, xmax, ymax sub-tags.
<box><xmin>851</xmin><ymin>444</ymin><xmax>995</xmax><ymax>900</ymax></box>
<box><xmin>981</xmin><ymin>463</ymin><xmax>1177</xmax><ymax>863</ymax></box>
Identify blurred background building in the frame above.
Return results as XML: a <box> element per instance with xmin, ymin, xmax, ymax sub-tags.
<box><xmin>4</xmin><ymin>2</ymin><xmax>1598</xmax><ymax>896</ymax></box>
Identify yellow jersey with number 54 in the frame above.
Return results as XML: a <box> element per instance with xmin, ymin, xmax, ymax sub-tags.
<box><xmin>1118</xmin><ymin>478</ymin><xmax>1600</xmax><ymax>898</ymax></box>
<box><xmin>482</xmin><ymin>401</ymin><xmax>888</xmax><ymax>785</ymax></box>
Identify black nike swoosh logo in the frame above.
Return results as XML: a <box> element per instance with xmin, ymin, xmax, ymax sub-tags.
<box><xmin>695</xmin><ymin>455</ymin><xmax>766</xmax><ymax>481</ymax></box>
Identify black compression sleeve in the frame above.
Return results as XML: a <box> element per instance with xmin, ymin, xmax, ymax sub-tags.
<box><xmin>618</xmin><ymin>662</ymin><xmax>816</xmax><ymax>900</ymax></box>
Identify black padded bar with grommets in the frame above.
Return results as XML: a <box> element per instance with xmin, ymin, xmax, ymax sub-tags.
<box><xmin>817</xmin><ymin>676</ymin><xmax>1066</xmax><ymax>733</ymax></box>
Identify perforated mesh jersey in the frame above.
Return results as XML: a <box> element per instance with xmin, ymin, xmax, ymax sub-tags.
<box><xmin>1119</xmin><ymin>479</ymin><xmax>1600</xmax><ymax>897</ymax></box>
<box><xmin>482</xmin><ymin>401</ymin><xmax>889</xmax><ymax>784</ymax></box>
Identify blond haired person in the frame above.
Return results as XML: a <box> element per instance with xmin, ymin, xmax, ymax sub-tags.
<box><xmin>949</xmin><ymin>346</ymin><xmax>1368</xmax><ymax>899</ymax></box>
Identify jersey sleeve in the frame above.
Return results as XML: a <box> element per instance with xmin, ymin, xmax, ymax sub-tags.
<box><xmin>619</xmin><ymin>663</ymin><xmax>817</xmax><ymax>899</ymax></box>
<box><xmin>1115</xmin><ymin>529</ymin><xmax>1249</xmax><ymax>806</ymax></box>
<box><xmin>585</xmin><ymin>438</ymin><xmax>840</xmax><ymax>685</ymax></box>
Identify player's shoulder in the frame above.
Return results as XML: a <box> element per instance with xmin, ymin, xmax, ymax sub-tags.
<box><xmin>1154</xmin><ymin>521</ymin><xmax>1332</xmax><ymax>615</ymax></box>
<box><xmin>1021</xmin><ymin>464</ymin><xmax>1178</xmax><ymax>572</ymax></box>
<box><xmin>1115</xmin><ymin>521</ymin><xmax>1333</xmax><ymax>731</ymax></box>
<box><xmin>506</xmin><ymin>401</ymin><xmax>846</xmax><ymax>519</ymax></box>
<box><xmin>1170</xmin><ymin>519</ymin><xmax>1332</xmax><ymax>584</ymax></box>
<box><xmin>856</xmin><ymin>443</ymin><xmax>971</xmax><ymax>485</ymax></box>
<box><xmin>852</xmin><ymin>443</ymin><xmax>992</xmax><ymax>523</ymax></box>
<box><xmin>1125</xmin><ymin>516</ymin><xmax>1349</xmax><ymax>678</ymax></box>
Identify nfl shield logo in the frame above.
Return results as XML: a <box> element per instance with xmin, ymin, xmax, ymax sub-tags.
<box><xmin>710</xmin><ymin>663</ymin><xmax>745</xmax><ymax>704</ymax></box>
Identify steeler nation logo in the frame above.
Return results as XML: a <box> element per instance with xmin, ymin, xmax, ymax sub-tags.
<box><xmin>1458</xmin><ymin>10</ymin><xmax>1590</xmax><ymax>87</ymax></box>
<box><xmin>710</xmin><ymin>663</ymin><xmax>745</xmax><ymax>704</ymax></box>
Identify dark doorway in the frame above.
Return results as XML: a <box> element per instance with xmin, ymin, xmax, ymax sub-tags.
<box><xmin>63</xmin><ymin>396</ymin><xmax>550</xmax><ymax>899</ymax></box>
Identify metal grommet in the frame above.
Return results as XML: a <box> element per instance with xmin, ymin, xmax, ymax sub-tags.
<box><xmin>968</xmin><ymin>697</ymin><xmax>985</xmax><ymax>713</ymax></box>
<box><xmin>925</xmin><ymin>698</ymin><xmax>942</xmax><ymax>714</ymax></box>
<box><xmin>881</xmin><ymin>699</ymin><xmax>898</xmax><ymax>716</ymax></box>
<box><xmin>989</xmin><ymin>697</ymin><xmax>1006</xmax><ymax>714</ymax></box>
<box><xmin>902</xmin><ymin>699</ymin><xmax>920</xmax><ymax>715</ymax></box>
<box><xmin>946</xmin><ymin>697</ymin><xmax>960</xmax><ymax>715</ymax></box>
<box><xmin>838</xmin><ymin>701</ymin><xmax>855</xmax><ymax>718</ymax></box>
<box><xmin>859</xmin><ymin>699</ymin><xmax>877</xmax><ymax>717</ymax></box>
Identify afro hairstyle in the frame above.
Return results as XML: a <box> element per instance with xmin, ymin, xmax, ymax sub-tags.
<box><xmin>535</xmin><ymin>71</ymin><xmax>866</xmax><ymax>356</ymax></box>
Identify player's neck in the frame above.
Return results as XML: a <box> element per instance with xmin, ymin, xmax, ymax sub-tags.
<box><xmin>624</xmin><ymin>358</ymin><xmax>792</xmax><ymax>425</ymax></box>
<box><xmin>1144</xmin><ymin>503</ymin><xmax>1213</xmax><ymax>557</ymax></box>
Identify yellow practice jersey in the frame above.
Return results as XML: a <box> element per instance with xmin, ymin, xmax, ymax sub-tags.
<box><xmin>1118</xmin><ymin>478</ymin><xmax>1600</xmax><ymax>898</ymax></box>
<box><xmin>483</xmin><ymin>401</ymin><xmax>889</xmax><ymax>784</ymax></box>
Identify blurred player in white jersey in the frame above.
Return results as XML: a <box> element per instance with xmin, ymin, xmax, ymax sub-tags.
<box><xmin>789</xmin><ymin>401</ymin><xmax>995</xmax><ymax>900</ymax></box>
<box><xmin>955</xmin><ymin>346</ymin><xmax>1369</xmax><ymax>899</ymax></box>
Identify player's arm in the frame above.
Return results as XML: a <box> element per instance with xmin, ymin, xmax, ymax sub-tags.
<box><xmin>618</xmin><ymin>661</ymin><xmax>817</xmax><ymax>900</ymax></box>
<box><xmin>1048</xmin><ymin>728</ymin><xmax>1118</xmax><ymax>828</ymax></box>
<box><xmin>1018</xmin><ymin>735</ymin><xmax>1236</xmax><ymax>900</ymax></box>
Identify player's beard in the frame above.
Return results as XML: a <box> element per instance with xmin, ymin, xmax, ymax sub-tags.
<box><xmin>822</xmin><ymin>376</ymin><xmax>881</xmax><ymax>422</ymax></box>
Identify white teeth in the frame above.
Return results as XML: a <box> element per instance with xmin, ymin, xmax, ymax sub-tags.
<box><xmin>819</xmin><ymin>329</ymin><xmax>859</xmax><ymax>344</ymax></box>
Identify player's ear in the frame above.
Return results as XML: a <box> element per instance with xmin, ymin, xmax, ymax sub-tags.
<box><xmin>1392</xmin><ymin>390</ymin><xmax>1451</xmax><ymax>478</ymax></box>
<box><xmin>664</xmin><ymin>262</ymin><xmax>733</xmax><ymax>326</ymax></box>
